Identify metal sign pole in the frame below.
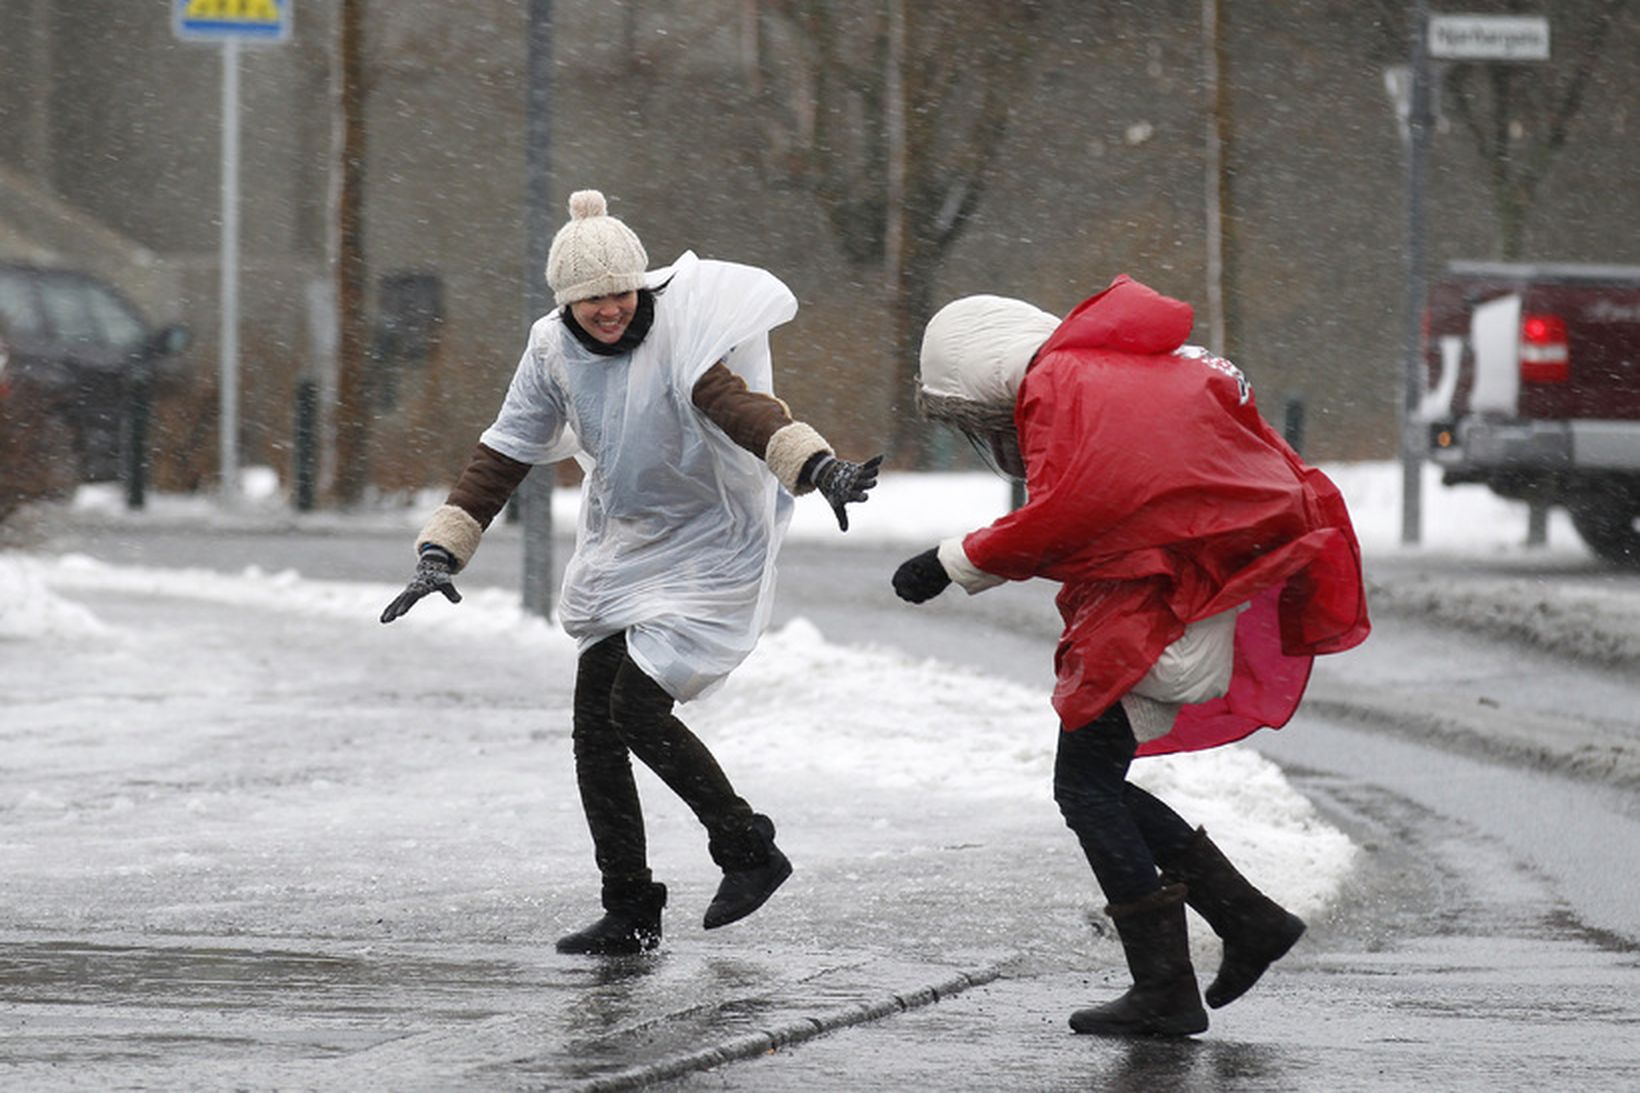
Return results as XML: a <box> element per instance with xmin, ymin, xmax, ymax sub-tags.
<box><xmin>176</xmin><ymin>2</ymin><xmax>293</xmax><ymax>505</ymax></box>
<box><xmin>520</xmin><ymin>0</ymin><xmax>555</xmax><ymax>618</ymax></box>
<box><xmin>1398</xmin><ymin>10</ymin><xmax>1550</xmax><ymax>545</ymax></box>
<box><xmin>219</xmin><ymin>36</ymin><xmax>242</xmax><ymax>506</ymax></box>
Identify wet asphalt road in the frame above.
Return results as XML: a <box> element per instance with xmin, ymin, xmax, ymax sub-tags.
<box><xmin>8</xmin><ymin>512</ymin><xmax>1640</xmax><ymax>1090</ymax></box>
<box><xmin>715</xmin><ymin>537</ymin><xmax>1640</xmax><ymax>1090</ymax></box>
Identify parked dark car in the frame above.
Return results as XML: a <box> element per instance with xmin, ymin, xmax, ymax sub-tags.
<box><xmin>0</xmin><ymin>262</ymin><xmax>191</xmax><ymax>483</ymax></box>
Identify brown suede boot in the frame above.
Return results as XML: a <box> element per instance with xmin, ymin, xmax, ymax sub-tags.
<box><xmin>1159</xmin><ymin>827</ymin><xmax>1305</xmax><ymax>1008</ymax></box>
<box><xmin>1069</xmin><ymin>883</ymin><xmax>1209</xmax><ymax>1037</ymax></box>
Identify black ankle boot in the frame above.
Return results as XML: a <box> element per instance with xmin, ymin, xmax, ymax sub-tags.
<box><xmin>1158</xmin><ymin>827</ymin><xmax>1305</xmax><ymax>1008</ymax></box>
<box><xmin>1069</xmin><ymin>883</ymin><xmax>1208</xmax><ymax>1037</ymax></box>
<box><xmin>703</xmin><ymin>813</ymin><xmax>792</xmax><ymax>930</ymax></box>
<box><xmin>555</xmin><ymin>881</ymin><xmax>667</xmax><ymax>955</ymax></box>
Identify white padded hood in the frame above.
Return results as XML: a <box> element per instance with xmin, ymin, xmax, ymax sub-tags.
<box><xmin>918</xmin><ymin>294</ymin><xmax>1061</xmax><ymax>408</ymax></box>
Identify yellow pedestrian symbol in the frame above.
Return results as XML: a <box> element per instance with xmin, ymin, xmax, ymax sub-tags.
<box><xmin>175</xmin><ymin>0</ymin><xmax>289</xmax><ymax>41</ymax></box>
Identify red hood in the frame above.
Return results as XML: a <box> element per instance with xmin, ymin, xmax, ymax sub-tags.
<box><xmin>1038</xmin><ymin>274</ymin><xmax>1195</xmax><ymax>357</ymax></box>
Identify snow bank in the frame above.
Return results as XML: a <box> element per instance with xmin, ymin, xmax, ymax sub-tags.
<box><xmin>0</xmin><ymin>555</ymin><xmax>110</xmax><ymax>640</ymax></box>
<box><xmin>695</xmin><ymin>616</ymin><xmax>1354</xmax><ymax>918</ymax></box>
<box><xmin>18</xmin><ymin>554</ymin><xmax>1356</xmax><ymax>921</ymax></box>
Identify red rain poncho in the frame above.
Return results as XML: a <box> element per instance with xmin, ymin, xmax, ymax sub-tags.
<box><xmin>959</xmin><ymin>276</ymin><xmax>1370</xmax><ymax>754</ymax></box>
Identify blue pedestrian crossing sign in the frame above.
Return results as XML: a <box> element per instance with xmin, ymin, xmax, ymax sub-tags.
<box><xmin>174</xmin><ymin>0</ymin><xmax>292</xmax><ymax>43</ymax></box>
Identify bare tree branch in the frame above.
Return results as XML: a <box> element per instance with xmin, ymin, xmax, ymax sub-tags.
<box><xmin>752</xmin><ymin>0</ymin><xmax>1049</xmax><ymax>463</ymax></box>
<box><xmin>1439</xmin><ymin>0</ymin><xmax>1629</xmax><ymax>257</ymax></box>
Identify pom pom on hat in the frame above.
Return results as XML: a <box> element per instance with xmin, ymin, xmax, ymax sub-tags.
<box><xmin>546</xmin><ymin>189</ymin><xmax>650</xmax><ymax>306</ymax></box>
<box><xmin>567</xmin><ymin>190</ymin><xmax>606</xmax><ymax>220</ymax></box>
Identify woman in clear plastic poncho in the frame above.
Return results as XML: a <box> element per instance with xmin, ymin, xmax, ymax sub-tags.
<box><xmin>382</xmin><ymin>190</ymin><xmax>881</xmax><ymax>955</ymax></box>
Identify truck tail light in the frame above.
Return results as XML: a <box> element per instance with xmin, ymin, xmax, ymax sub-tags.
<box><xmin>1520</xmin><ymin>313</ymin><xmax>1569</xmax><ymax>383</ymax></box>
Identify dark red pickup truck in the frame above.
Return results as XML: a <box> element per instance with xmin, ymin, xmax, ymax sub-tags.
<box><xmin>1422</xmin><ymin>261</ymin><xmax>1640</xmax><ymax>566</ymax></box>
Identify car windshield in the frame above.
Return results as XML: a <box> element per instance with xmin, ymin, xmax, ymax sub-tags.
<box><xmin>38</xmin><ymin>275</ymin><xmax>147</xmax><ymax>352</ymax></box>
<box><xmin>0</xmin><ymin>270</ymin><xmax>44</xmax><ymax>338</ymax></box>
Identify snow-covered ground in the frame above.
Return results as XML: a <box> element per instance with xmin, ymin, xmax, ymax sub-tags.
<box><xmin>0</xmin><ymin>462</ymin><xmax>1632</xmax><ymax>934</ymax></box>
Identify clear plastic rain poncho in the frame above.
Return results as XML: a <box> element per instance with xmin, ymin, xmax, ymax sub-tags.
<box><xmin>478</xmin><ymin>251</ymin><xmax>799</xmax><ymax>701</ymax></box>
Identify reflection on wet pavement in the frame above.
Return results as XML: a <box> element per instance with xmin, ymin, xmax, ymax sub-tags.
<box><xmin>0</xmin><ymin>933</ymin><xmax>1005</xmax><ymax>1089</ymax></box>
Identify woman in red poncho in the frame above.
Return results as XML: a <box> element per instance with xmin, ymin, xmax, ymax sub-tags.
<box><xmin>892</xmin><ymin>278</ymin><xmax>1369</xmax><ymax>1038</ymax></box>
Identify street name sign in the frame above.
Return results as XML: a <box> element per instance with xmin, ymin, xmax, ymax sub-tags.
<box><xmin>1429</xmin><ymin>14</ymin><xmax>1550</xmax><ymax>61</ymax></box>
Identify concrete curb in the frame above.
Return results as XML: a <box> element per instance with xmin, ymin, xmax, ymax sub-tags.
<box><xmin>1302</xmin><ymin>692</ymin><xmax>1640</xmax><ymax>794</ymax></box>
<box><xmin>569</xmin><ymin>963</ymin><xmax>1005</xmax><ymax>1091</ymax></box>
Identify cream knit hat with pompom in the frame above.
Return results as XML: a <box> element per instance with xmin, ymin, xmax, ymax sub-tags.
<box><xmin>545</xmin><ymin>190</ymin><xmax>650</xmax><ymax>306</ymax></box>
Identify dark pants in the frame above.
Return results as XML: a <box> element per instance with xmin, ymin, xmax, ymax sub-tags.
<box><xmin>572</xmin><ymin>632</ymin><xmax>757</xmax><ymax>894</ymax></box>
<box><xmin>1053</xmin><ymin>704</ymin><xmax>1197</xmax><ymax>906</ymax></box>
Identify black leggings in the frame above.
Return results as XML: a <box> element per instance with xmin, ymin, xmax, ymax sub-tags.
<box><xmin>571</xmin><ymin>632</ymin><xmax>755</xmax><ymax>889</ymax></box>
<box><xmin>1052</xmin><ymin>704</ymin><xmax>1197</xmax><ymax>906</ymax></box>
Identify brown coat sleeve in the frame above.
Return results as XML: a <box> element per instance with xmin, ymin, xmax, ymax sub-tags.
<box><xmin>446</xmin><ymin>442</ymin><xmax>532</xmax><ymax>529</ymax></box>
<box><xmin>691</xmin><ymin>360</ymin><xmax>794</xmax><ymax>457</ymax></box>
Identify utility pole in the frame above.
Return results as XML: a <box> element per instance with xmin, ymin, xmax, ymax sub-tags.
<box><xmin>1202</xmin><ymin>0</ymin><xmax>1232</xmax><ymax>358</ymax></box>
<box><xmin>331</xmin><ymin>0</ymin><xmax>371</xmax><ymax>506</ymax></box>
<box><xmin>1400</xmin><ymin>0</ymin><xmax>1432</xmax><ymax>546</ymax></box>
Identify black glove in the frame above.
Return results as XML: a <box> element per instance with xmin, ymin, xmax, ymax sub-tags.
<box><xmin>893</xmin><ymin>547</ymin><xmax>951</xmax><ymax>604</ymax></box>
<box><xmin>808</xmin><ymin>453</ymin><xmax>883</xmax><ymax>532</ymax></box>
<box><xmin>380</xmin><ymin>545</ymin><xmax>463</xmax><ymax>623</ymax></box>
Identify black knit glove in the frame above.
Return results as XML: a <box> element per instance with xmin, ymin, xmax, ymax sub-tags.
<box><xmin>380</xmin><ymin>545</ymin><xmax>462</xmax><ymax>623</ymax></box>
<box><xmin>893</xmin><ymin>547</ymin><xmax>952</xmax><ymax>604</ymax></box>
<box><xmin>807</xmin><ymin>453</ymin><xmax>883</xmax><ymax>532</ymax></box>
